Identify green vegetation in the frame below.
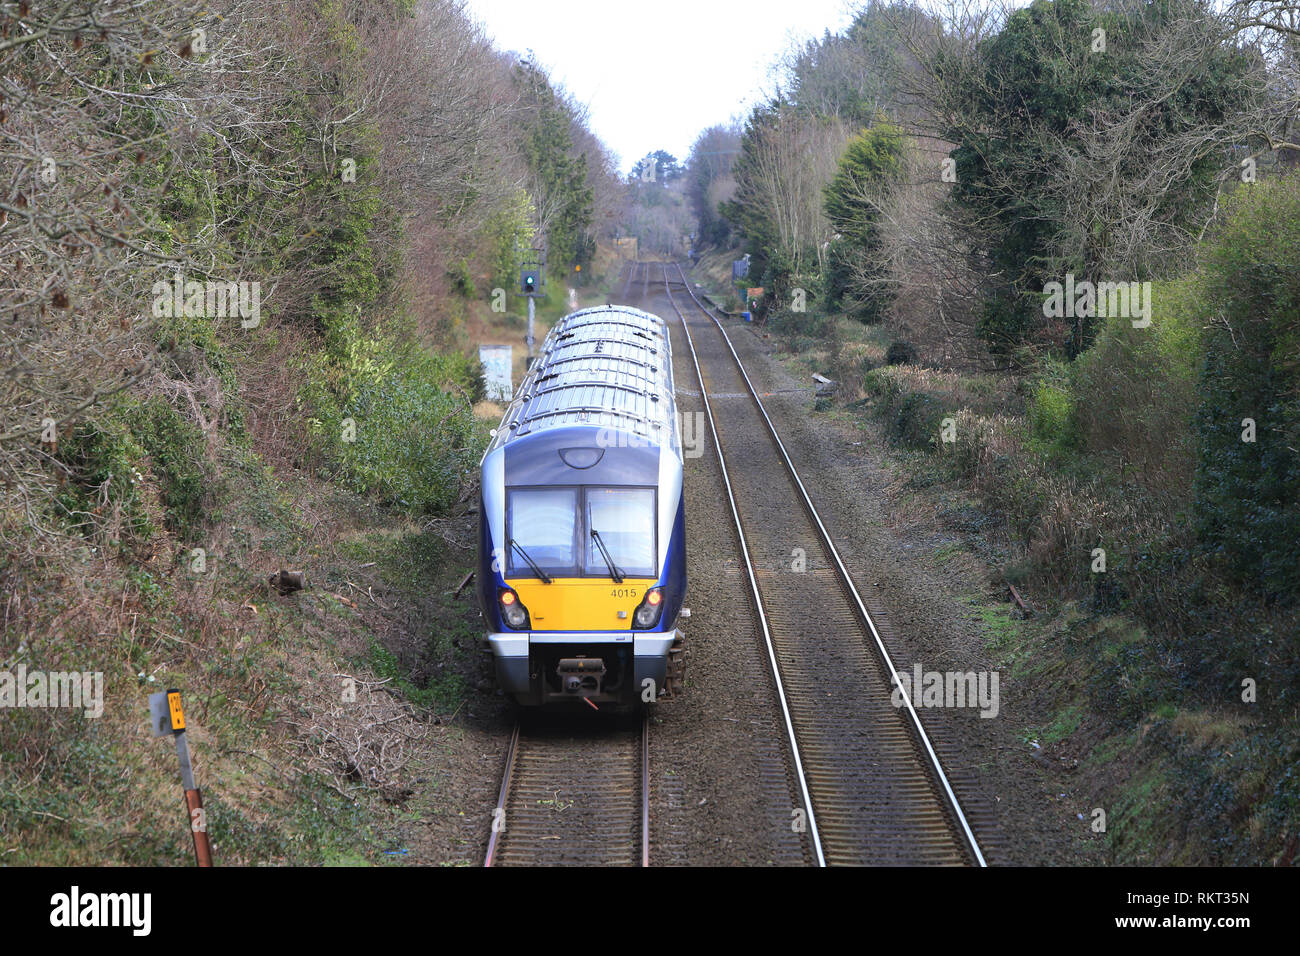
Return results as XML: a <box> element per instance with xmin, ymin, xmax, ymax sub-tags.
<box><xmin>822</xmin><ymin>122</ymin><xmax>905</xmax><ymax>320</ymax></box>
<box><xmin>689</xmin><ymin>0</ymin><xmax>1300</xmax><ymax>864</ymax></box>
<box><xmin>1194</xmin><ymin>178</ymin><xmax>1300</xmax><ymax>599</ymax></box>
<box><xmin>948</xmin><ymin>0</ymin><xmax>1249</xmax><ymax>353</ymax></box>
<box><xmin>2</xmin><ymin>0</ymin><xmax>621</xmax><ymax>866</ymax></box>
<box><xmin>515</xmin><ymin>59</ymin><xmax>597</xmax><ymax>280</ymax></box>
<box><xmin>301</xmin><ymin>335</ymin><xmax>483</xmax><ymax>515</ymax></box>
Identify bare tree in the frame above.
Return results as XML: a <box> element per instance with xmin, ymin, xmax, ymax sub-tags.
<box><xmin>731</xmin><ymin>104</ymin><xmax>849</xmax><ymax>281</ymax></box>
<box><xmin>1</xmin><ymin>0</ymin><xmax>214</xmax><ymax>542</ymax></box>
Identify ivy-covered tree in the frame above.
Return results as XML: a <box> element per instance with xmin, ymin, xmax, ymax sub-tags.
<box><xmin>785</xmin><ymin>1</ymin><xmax>930</xmax><ymax>125</ymax></box>
<box><xmin>1194</xmin><ymin>177</ymin><xmax>1300</xmax><ymax>600</ymax></box>
<box><xmin>944</xmin><ymin>0</ymin><xmax>1251</xmax><ymax>353</ymax></box>
<box><xmin>822</xmin><ymin>122</ymin><xmax>905</xmax><ymax>320</ymax></box>
<box><xmin>514</xmin><ymin>60</ymin><xmax>596</xmax><ymax>275</ymax></box>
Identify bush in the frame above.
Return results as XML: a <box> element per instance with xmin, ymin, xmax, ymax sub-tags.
<box><xmin>1027</xmin><ymin>358</ymin><xmax>1077</xmax><ymax>454</ymax></box>
<box><xmin>886</xmin><ymin>341</ymin><xmax>917</xmax><ymax>365</ymax></box>
<box><xmin>1193</xmin><ymin>178</ymin><xmax>1300</xmax><ymax>599</ymax></box>
<box><xmin>301</xmin><ymin>333</ymin><xmax>483</xmax><ymax>515</ymax></box>
<box><xmin>53</xmin><ymin>398</ymin><xmax>211</xmax><ymax>543</ymax></box>
<box><xmin>769</xmin><ymin>308</ymin><xmax>831</xmax><ymax>342</ymax></box>
<box><xmin>862</xmin><ymin>365</ymin><xmax>902</xmax><ymax>401</ymax></box>
<box><xmin>54</xmin><ymin>412</ymin><xmax>154</xmax><ymax>542</ymax></box>
<box><xmin>447</xmin><ymin>259</ymin><xmax>476</xmax><ymax>298</ymax></box>
<box><xmin>1069</xmin><ymin>279</ymin><xmax>1200</xmax><ymax>482</ymax></box>
<box><xmin>889</xmin><ymin>390</ymin><xmax>946</xmax><ymax>449</ymax></box>
<box><xmin>820</xmin><ymin>239</ymin><xmax>854</xmax><ymax>313</ymax></box>
<box><xmin>123</xmin><ymin>399</ymin><xmax>211</xmax><ymax>540</ymax></box>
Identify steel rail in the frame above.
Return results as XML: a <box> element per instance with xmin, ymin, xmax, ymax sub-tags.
<box><xmin>641</xmin><ymin>713</ymin><xmax>650</xmax><ymax>867</ymax></box>
<box><xmin>483</xmin><ymin>722</ymin><xmax>521</xmax><ymax>868</ymax></box>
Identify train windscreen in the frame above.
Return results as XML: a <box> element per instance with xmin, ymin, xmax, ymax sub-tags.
<box><xmin>585</xmin><ymin>487</ymin><xmax>656</xmax><ymax>578</ymax></box>
<box><xmin>506</xmin><ymin>488</ymin><xmax>578</xmax><ymax>575</ymax></box>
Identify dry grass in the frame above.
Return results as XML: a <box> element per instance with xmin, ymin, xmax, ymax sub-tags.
<box><xmin>238</xmin><ymin>319</ymin><xmax>316</xmax><ymax>476</ymax></box>
<box><xmin>0</xmin><ymin>433</ymin><xmax>437</xmax><ymax>863</ymax></box>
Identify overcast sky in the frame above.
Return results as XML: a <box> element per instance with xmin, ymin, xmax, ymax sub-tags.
<box><xmin>463</xmin><ymin>0</ymin><xmax>859</xmax><ymax>173</ymax></box>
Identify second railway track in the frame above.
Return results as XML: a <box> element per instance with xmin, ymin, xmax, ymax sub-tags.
<box><xmin>664</xmin><ymin>262</ymin><xmax>987</xmax><ymax>867</ymax></box>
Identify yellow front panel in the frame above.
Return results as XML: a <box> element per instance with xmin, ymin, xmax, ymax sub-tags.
<box><xmin>510</xmin><ymin>577</ymin><xmax>657</xmax><ymax>630</ymax></box>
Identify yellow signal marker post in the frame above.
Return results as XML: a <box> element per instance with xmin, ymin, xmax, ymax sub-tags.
<box><xmin>167</xmin><ymin>691</ymin><xmax>186</xmax><ymax>731</ymax></box>
<box><xmin>150</xmin><ymin>688</ymin><xmax>213</xmax><ymax>866</ymax></box>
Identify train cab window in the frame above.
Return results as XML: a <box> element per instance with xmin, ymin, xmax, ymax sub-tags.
<box><xmin>585</xmin><ymin>487</ymin><xmax>656</xmax><ymax>578</ymax></box>
<box><xmin>506</xmin><ymin>488</ymin><xmax>578</xmax><ymax>575</ymax></box>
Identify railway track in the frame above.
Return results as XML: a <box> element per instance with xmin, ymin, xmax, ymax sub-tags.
<box><xmin>485</xmin><ymin>715</ymin><xmax>650</xmax><ymax>867</ymax></box>
<box><xmin>618</xmin><ymin>259</ymin><xmax>640</xmax><ymax>301</ymax></box>
<box><xmin>663</xmin><ymin>262</ymin><xmax>987</xmax><ymax>867</ymax></box>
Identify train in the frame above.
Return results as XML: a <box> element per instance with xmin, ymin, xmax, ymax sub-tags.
<box><xmin>476</xmin><ymin>305</ymin><xmax>688</xmax><ymax>708</ymax></box>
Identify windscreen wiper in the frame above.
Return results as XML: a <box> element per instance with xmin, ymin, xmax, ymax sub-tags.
<box><xmin>508</xmin><ymin>538</ymin><xmax>552</xmax><ymax>584</ymax></box>
<box><xmin>589</xmin><ymin>529</ymin><xmax>624</xmax><ymax>584</ymax></box>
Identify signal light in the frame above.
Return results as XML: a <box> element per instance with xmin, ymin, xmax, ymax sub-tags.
<box><xmin>646</xmin><ymin>589</ymin><xmax>662</xmax><ymax>606</ymax></box>
<box><xmin>500</xmin><ymin>590</ymin><xmax>516</xmax><ymax>606</ymax></box>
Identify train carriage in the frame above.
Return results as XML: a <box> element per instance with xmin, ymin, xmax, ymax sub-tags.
<box><xmin>476</xmin><ymin>305</ymin><xmax>687</xmax><ymax>708</ymax></box>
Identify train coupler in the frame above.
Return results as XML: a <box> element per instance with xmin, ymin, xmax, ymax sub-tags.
<box><xmin>557</xmin><ymin>657</ymin><xmax>606</xmax><ymax>696</ymax></box>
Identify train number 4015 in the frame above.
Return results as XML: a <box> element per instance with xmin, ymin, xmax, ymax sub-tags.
<box><xmin>610</xmin><ymin>588</ymin><xmax>638</xmax><ymax>599</ymax></box>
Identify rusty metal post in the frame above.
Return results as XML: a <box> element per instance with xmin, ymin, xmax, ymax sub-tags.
<box><xmin>173</xmin><ymin>721</ymin><xmax>213</xmax><ymax>867</ymax></box>
<box><xmin>182</xmin><ymin>781</ymin><xmax>213</xmax><ymax>867</ymax></box>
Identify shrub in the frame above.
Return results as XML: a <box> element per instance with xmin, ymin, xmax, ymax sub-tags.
<box><xmin>447</xmin><ymin>259</ymin><xmax>476</xmax><ymax>298</ymax></box>
<box><xmin>886</xmin><ymin>340</ymin><xmax>918</xmax><ymax>365</ymax></box>
<box><xmin>301</xmin><ymin>333</ymin><xmax>482</xmax><ymax>515</ymax></box>
<box><xmin>862</xmin><ymin>366</ymin><xmax>901</xmax><ymax>400</ymax></box>
<box><xmin>1027</xmin><ymin>358</ymin><xmax>1077</xmax><ymax>454</ymax></box>
<box><xmin>54</xmin><ymin>412</ymin><xmax>154</xmax><ymax>542</ymax></box>
<box><xmin>1193</xmin><ymin>178</ymin><xmax>1300</xmax><ymax>599</ymax></box>
<box><xmin>53</xmin><ymin>398</ymin><xmax>210</xmax><ymax>543</ymax></box>
<box><xmin>889</xmin><ymin>390</ymin><xmax>946</xmax><ymax>449</ymax></box>
<box><xmin>1070</xmin><ymin>278</ymin><xmax>1200</xmax><ymax>483</ymax></box>
<box><xmin>123</xmin><ymin>399</ymin><xmax>211</xmax><ymax>540</ymax></box>
<box><xmin>769</xmin><ymin>308</ymin><xmax>831</xmax><ymax>342</ymax></box>
<box><xmin>820</xmin><ymin>239</ymin><xmax>855</xmax><ymax>313</ymax></box>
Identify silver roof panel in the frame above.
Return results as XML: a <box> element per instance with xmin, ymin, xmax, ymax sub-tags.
<box><xmin>487</xmin><ymin>305</ymin><xmax>677</xmax><ymax>452</ymax></box>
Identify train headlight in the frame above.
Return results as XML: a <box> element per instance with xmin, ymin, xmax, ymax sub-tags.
<box><xmin>633</xmin><ymin>588</ymin><xmax>664</xmax><ymax>629</ymax></box>
<box><xmin>498</xmin><ymin>588</ymin><xmax>530</xmax><ymax>630</ymax></box>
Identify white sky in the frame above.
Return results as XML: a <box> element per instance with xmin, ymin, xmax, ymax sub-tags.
<box><xmin>463</xmin><ymin>0</ymin><xmax>859</xmax><ymax>173</ymax></box>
